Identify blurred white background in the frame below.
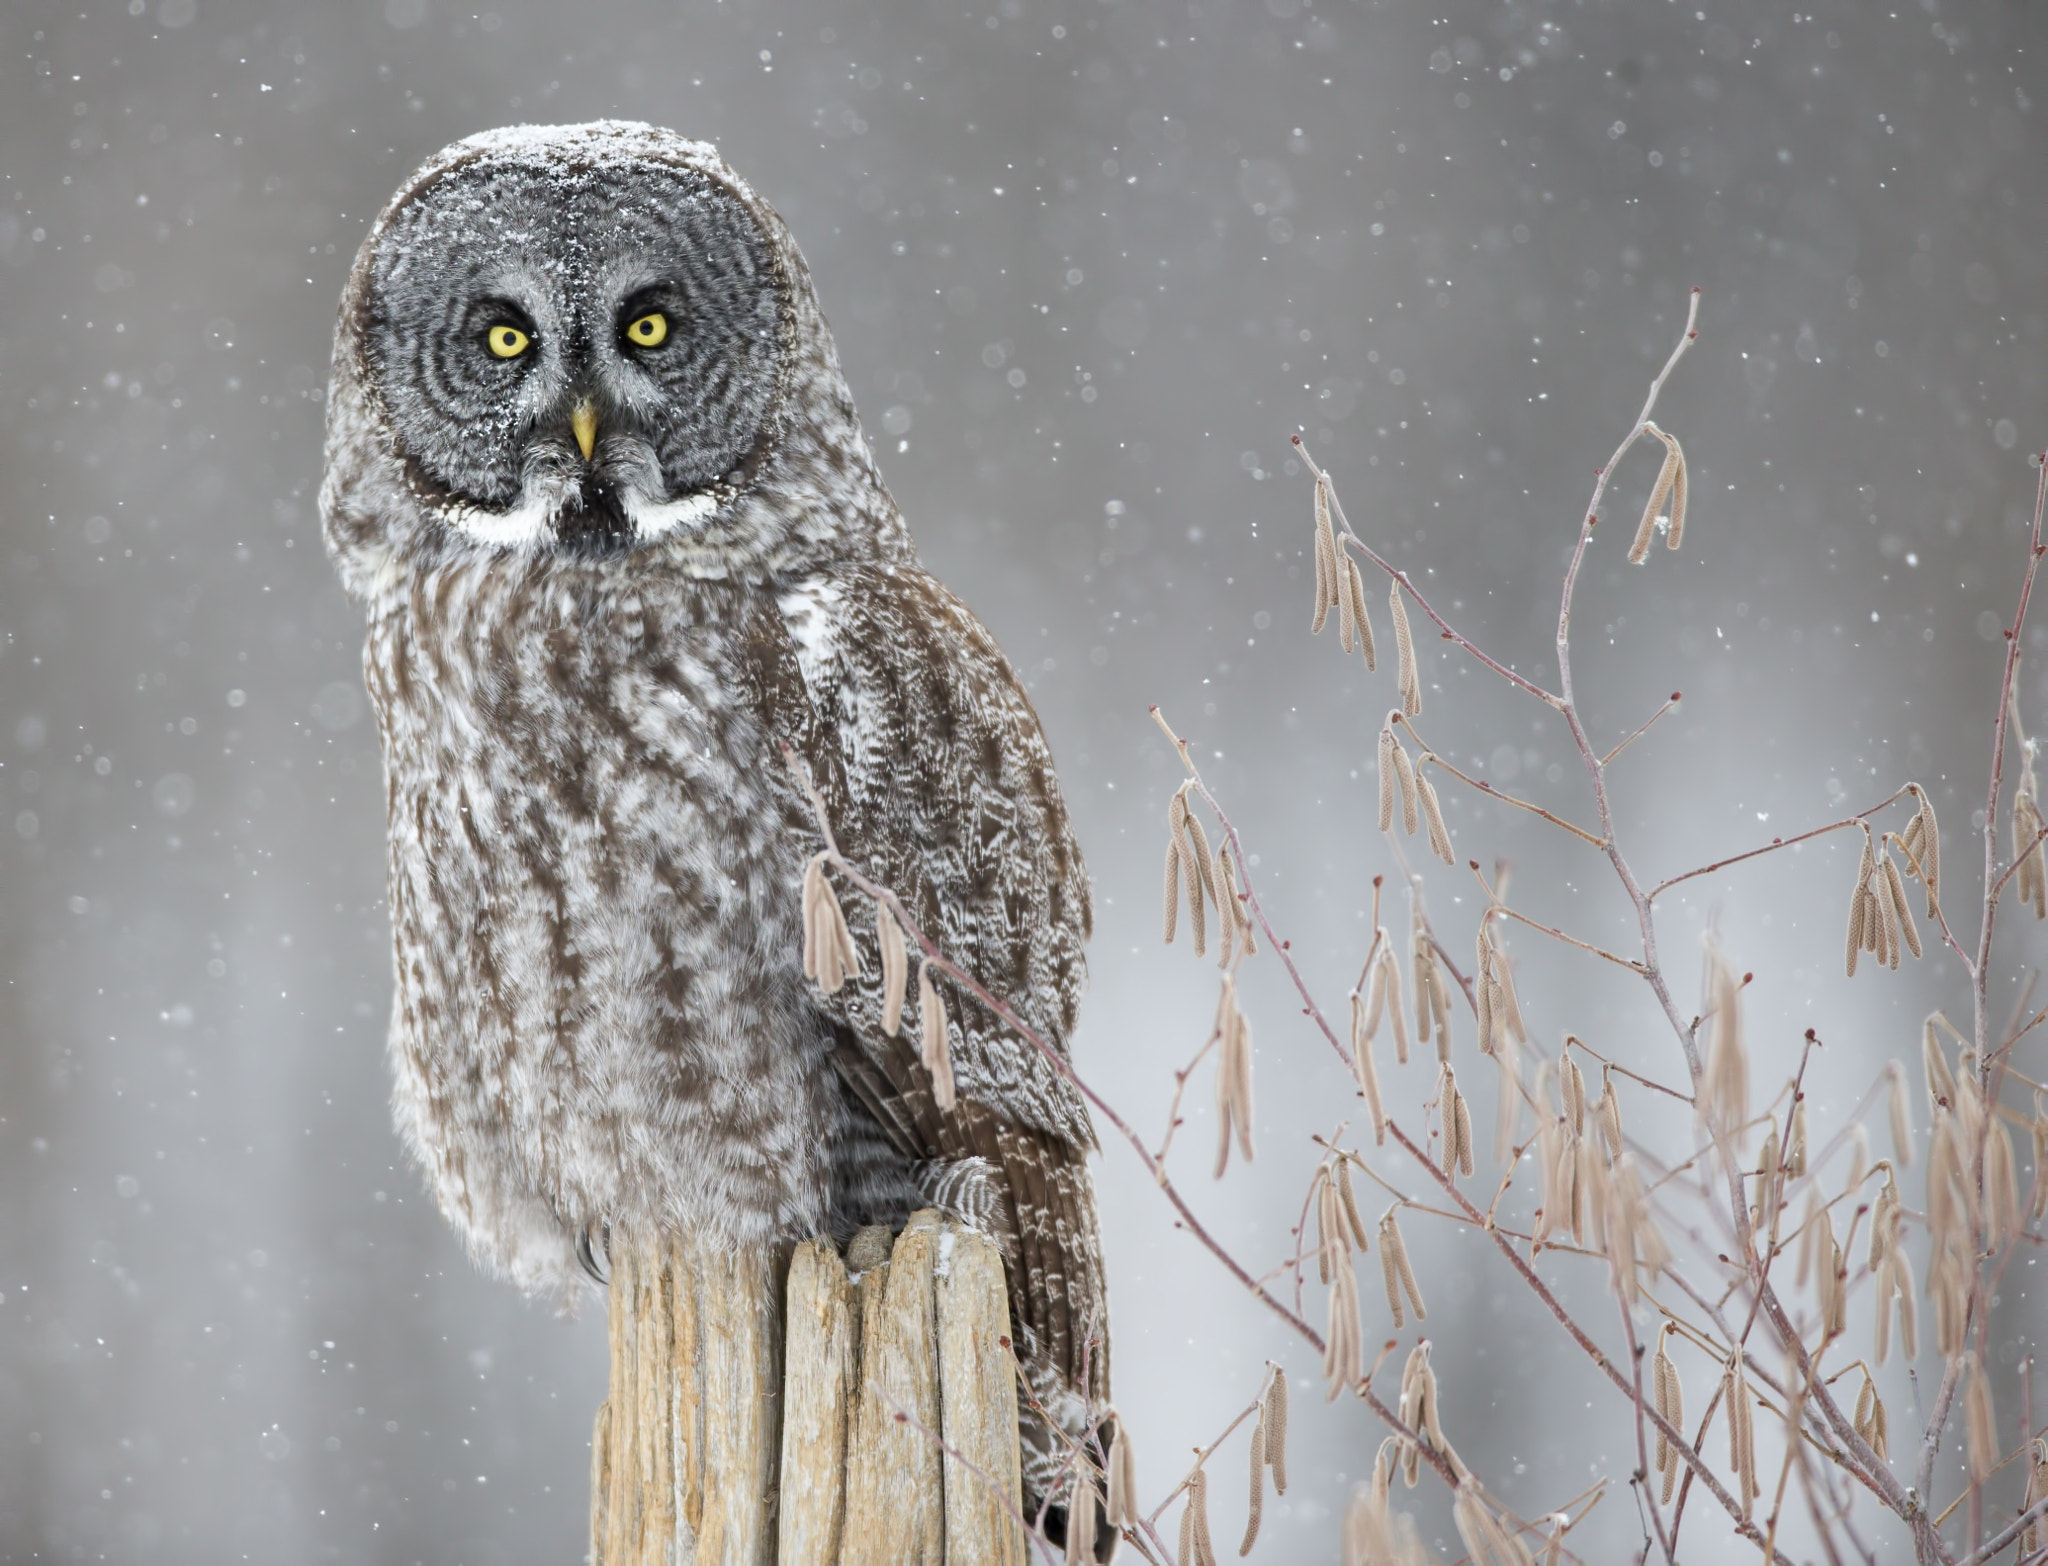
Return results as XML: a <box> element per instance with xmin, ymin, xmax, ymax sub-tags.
<box><xmin>2</xmin><ymin>0</ymin><xmax>2043</xmax><ymax>1559</ymax></box>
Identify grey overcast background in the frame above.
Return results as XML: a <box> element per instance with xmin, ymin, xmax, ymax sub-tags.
<box><xmin>2</xmin><ymin>0</ymin><xmax>2043</xmax><ymax>1561</ymax></box>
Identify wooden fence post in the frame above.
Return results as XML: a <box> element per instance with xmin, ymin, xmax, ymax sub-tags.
<box><xmin>589</xmin><ymin>1225</ymin><xmax>785</xmax><ymax>1566</ymax></box>
<box><xmin>590</xmin><ymin>1210</ymin><xmax>1027</xmax><ymax>1565</ymax></box>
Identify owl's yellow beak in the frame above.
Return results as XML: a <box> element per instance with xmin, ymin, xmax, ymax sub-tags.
<box><xmin>570</xmin><ymin>399</ymin><xmax>599</xmax><ymax>462</ymax></box>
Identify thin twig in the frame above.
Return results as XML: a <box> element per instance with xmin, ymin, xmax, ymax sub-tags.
<box><xmin>1646</xmin><ymin>787</ymin><xmax>1914</xmax><ymax>902</ymax></box>
<box><xmin>1400</xmin><ymin>720</ymin><xmax>1608</xmax><ymax>847</ymax></box>
<box><xmin>1602</xmin><ymin>693</ymin><xmax>1683</xmax><ymax>767</ymax></box>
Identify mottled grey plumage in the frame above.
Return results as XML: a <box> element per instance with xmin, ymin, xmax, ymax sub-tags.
<box><xmin>320</xmin><ymin>122</ymin><xmax>1109</xmax><ymax>1545</ymax></box>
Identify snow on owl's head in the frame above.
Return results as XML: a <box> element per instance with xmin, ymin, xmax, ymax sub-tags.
<box><xmin>324</xmin><ymin>122</ymin><xmax>878</xmax><ymax>581</ymax></box>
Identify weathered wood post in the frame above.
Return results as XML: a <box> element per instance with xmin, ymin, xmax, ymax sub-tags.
<box><xmin>590</xmin><ymin>1210</ymin><xmax>1027</xmax><ymax>1565</ymax></box>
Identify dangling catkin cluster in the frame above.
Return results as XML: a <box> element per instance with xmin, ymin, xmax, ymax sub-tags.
<box><xmin>1700</xmin><ymin>942</ymin><xmax>1748</xmax><ymax>1137</ymax></box>
<box><xmin>1104</xmin><ymin>1409</ymin><xmax>1140</xmax><ymax>1531</ymax></box>
<box><xmin>1378</xmin><ymin>1206</ymin><xmax>1428</xmax><ymax>1329</ymax></box>
<box><xmin>1178</xmin><ymin>1465</ymin><xmax>1217</xmax><ymax>1566</ymax></box>
<box><xmin>1412</xmin><ymin>922</ymin><xmax>1454</xmax><ymax>1062</ymax></box>
<box><xmin>1389</xmin><ymin>583</ymin><xmax>1423</xmax><ymax>716</ymax></box>
<box><xmin>2015</xmin><ymin>772</ymin><xmax>2046</xmax><ymax>918</ymax></box>
<box><xmin>1627</xmin><ymin>421</ymin><xmax>1689</xmax><ymax>565</ymax></box>
<box><xmin>2020</xmin><ymin>1436</ymin><xmax>2048</xmax><ymax>1555</ymax></box>
<box><xmin>1963</xmin><ymin>1352</ymin><xmax>1998</xmax><ymax>1485</ymax></box>
<box><xmin>876</xmin><ymin>900</ymin><xmax>909</xmax><ymax>1036</ymax></box>
<box><xmin>1064</xmin><ymin>1471</ymin><xmax>1099</xmax><ymax>1566</ymax></box>
<box><xmin>1749</xmin><ymin>1121</ymin><xmax>1785</xmax><ymax>1240</ymax></box>
<box><xmin>1851</xmin><ymin>1370</ymin><xmax>1890</xmax><ymax>1462</ymax></box>
<box><xmin>1213</xmin><ymin>845</ymin><xmax>1257</xmax><ymax>967</ymax></box>
<box><xmin>1163</xmin><ymin>787</ymin><xmax>1257</xmax><ymax>966</ymax></box>
<box><xmin>1899</xmin><ymin>782</ymin><xmax>1942</xmax><ymax>914</ymax></box>
<box><xmin>1608</xmin><ymin>1152</ymin><xmax>1672</xmax><ymax>1303</ymax></box>
<box><xmin>1651</xmin><ymin>1324</ymin><xmax>1684</xmax><ymax>1505</ymax></box>
<box><xmin>1213</xmin><ymin>974</ymin><xmax>1256</xmax><ymax>1176</ymax></box>
<box><xmin>1843</xmin><ymin>822</ymin><xmax>1922</xmax><ymax>976</ymax></box>
<box><xmin>1435</xmin><ymin>1063</ymin><xmax>1475</xmax><ymax>1180</ymax></box>
<box><xmin>1722</xmin><ymin>1351</ymin><xmax>1758</xmax><ymax>1518</ymax></box>
<box><xmin>1375</xmin><ymin>722</ymin><xmax>1456</xmax><ymax>866</ymax></box>
<box><xmin>1342</xmin><ymin>1443</ymin><xmax>1430</xmax><ymax>1566</ymax></box>
<box><xmin>1395</xmin><ymin>1342</ymin><xmax>1462</xmax><ymax>1485</ymax></box>
<box><xmin>1532</xmin><ymin>1046</ymin><xmax>1596</xmax><ymax>1252</ymax></box>
<box><xmin>1240</xmin><ymin>1365</ymin><xmax>1290</xmax><ymax>1554</ymax></box>
<box><xmin>1451</xmin><ymin>1487</ymin><xmax>1531</xmax><ymax>1566</ymax></box>
<box><xmin>1350</xmin><ymin>928</ymin><xmax>1409</xmax><ymax>1142</ymax></box>
<box><xmin>1472</xmin><ymin>909</ymin><xmax>1527</xmax><ymax>1059</ymax></box>
<box><xmin>2034</xmin><ymin>1089</ymin><xmax>2048</xmax><ymax>1223</ymax></box>
<box><xmin>916</xmin><ymin>958</ymin><xmax>955</xmax><ymax>1110</ymax></box>
<box><xmin>1309</xmin><ymin>470</ymin><xmax>1378</xmax><ymax>671</ymax></box>
<box><xmin>1885</xmin><ymin>1058</ymin><xmax>1914</xmax><ymax>1165</ymax></box>
<box><xmin>2011</xmin><ymin>678</ymin><xmax>2047</xmax><ymax>917</ymax></box>
<box><xmin>1314</xmin><ymin>1156</ymin><xmax>1371</xmax><ymax>1399</ymax></box>
<box><xmin>1163</xmin><ymin>783</ymin><xmax>1219</xmax><ymax>955</ymax></box>
<box><xmin>801</xmin><ymin>853</ymin><xmax>862</xmax><ymax>993</ymax></box>
<box><xmin>1535</xmin><ymin>1053</ymin><xmax>1658</xmax><ymax>1274</ymax></box>
<box><xmin>1923</xmin><ymin>1024</ymin><xmax>2024</xmax><ymax>1360</ymax></box>
<box><xmin>1378</xmin><ymin>721</ymin><xmax>1417</xmax><ymax>835</ymax></box>
<box><xmin>1867</xmin><ymin>1162</ymin><xmax>1916</xmax><ymax>1364</ymax></box>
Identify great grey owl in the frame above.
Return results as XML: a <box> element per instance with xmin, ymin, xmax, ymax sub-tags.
<box><xmin>320</xmin><ymin>122</ymin><xmax>1110</xmax><ymax>1549</ymax></box>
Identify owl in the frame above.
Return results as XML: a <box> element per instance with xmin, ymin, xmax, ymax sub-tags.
<box><xmin>319</xmin><ymin>122</ymin><xmax>1111</xmax><ymax>1552</ymax></box>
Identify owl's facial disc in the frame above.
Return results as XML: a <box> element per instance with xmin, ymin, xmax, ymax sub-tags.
<box><xmin>362</xmin><ymin>156</ymin><xmax>785</xmax><ymax>555</ymax></box>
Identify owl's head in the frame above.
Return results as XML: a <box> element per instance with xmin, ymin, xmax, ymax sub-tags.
<box><xmin>323</xmin><ymin>123</ymin><xmax>887</xmax><ymax>593</ymax></box>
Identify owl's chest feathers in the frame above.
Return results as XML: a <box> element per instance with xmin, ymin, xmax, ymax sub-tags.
<box><xmin>369</xmin><ymin>565</ymin><xmax>819</xmax><ymax>1054</ymax></box>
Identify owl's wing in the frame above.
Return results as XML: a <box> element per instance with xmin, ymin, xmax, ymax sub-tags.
<box><xmin>754</xmin><ymin>558</ymin><xmax>1105</xmax><ymax>1404</ymax></box>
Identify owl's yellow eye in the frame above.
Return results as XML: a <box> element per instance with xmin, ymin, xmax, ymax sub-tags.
<box><xmin>486</xmin><ymin>324</ymin><xmax>530</xmax><ymax>359</ymax></box>
<box><xmin>625</xmin><ymin>312</ymin><xmax>669</xmax><ymax>348</ymax></box>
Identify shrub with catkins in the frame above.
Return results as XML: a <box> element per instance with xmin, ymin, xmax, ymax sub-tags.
<box><xmin>790</xmin><ymin>302</ymin><xmax>2048</xmax><ymax>1563</ymax></box>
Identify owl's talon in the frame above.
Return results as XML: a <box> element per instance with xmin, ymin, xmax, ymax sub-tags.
<box><xmin>576</xmin><ymin>1224</ymin><xmax>609</xmax><ymax>1287</ymax></box>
